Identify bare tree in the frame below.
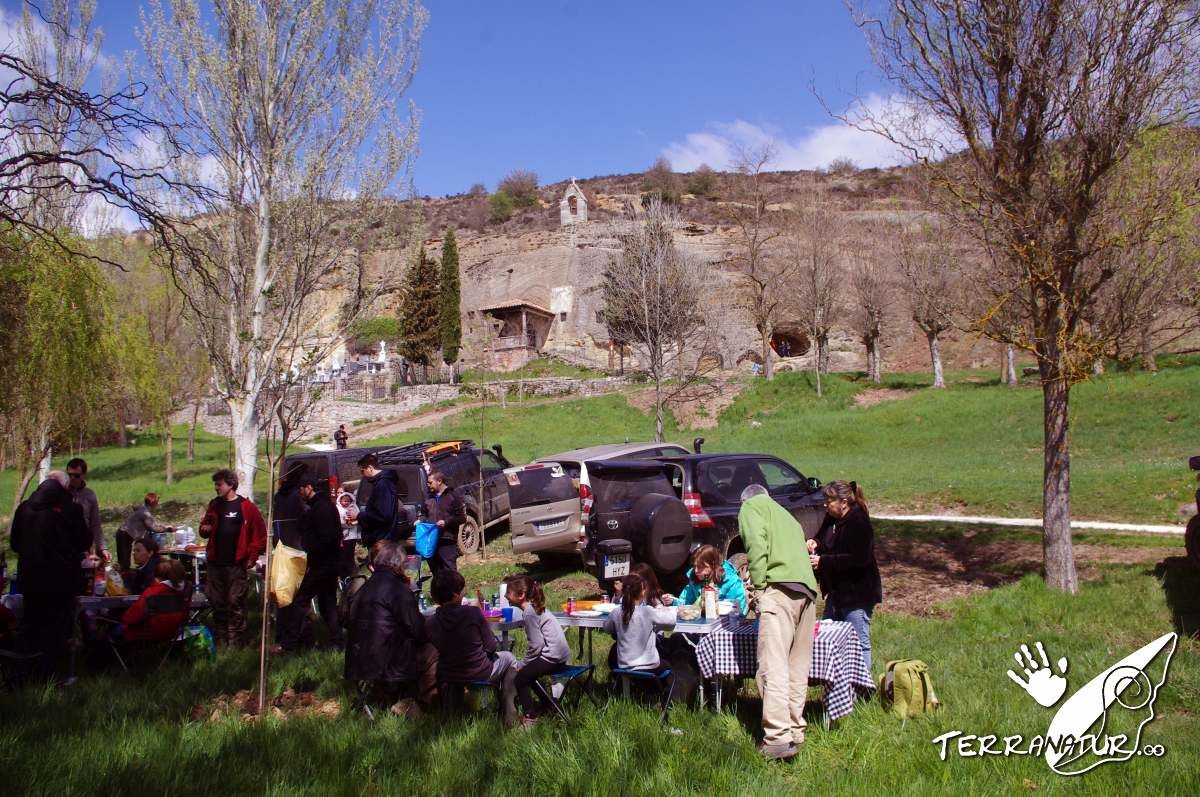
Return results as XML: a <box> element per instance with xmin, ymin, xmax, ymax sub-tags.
<box><xmin>140</xmin><ymin>0</ymin><xmax>427</xmax><ymax>499</ymax></box>
<box><xmin>0</xmin><ymin>1</ymin><xmax>192</xmax><ymax>262</ymax></box>
<box><xmin>848</xmin><ymin>244</ymin><xmax>896</xmax><ymax>384</ymax></box>
<box><xmin>851</xmin><ymin>0</ymin><xmax>1200</xmax><ymax>592</ymax></box>
<box><xmin>786</xmin><ymin>198</ymin><xmax>844</xmax><ymax>395</ymax></box>
<box><xmin>601</xmin><ymin>199</ymin><xmax>713</xmax><ymax>441</ymax></box>
<box><xmin>896</xmin><ymin>221</ymin><xmax>957</xmax><ymax>388</ymax></box>
<box><xmin>723</xmin><ymin>145</ymin><xmax>787</xmax><ymax>380</ymax></box>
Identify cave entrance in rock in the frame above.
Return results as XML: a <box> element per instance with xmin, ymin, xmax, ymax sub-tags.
<box><xmin>770</xmin><ymin>322</ymin><xmax>810</xmax><ymax>358</ymax></box>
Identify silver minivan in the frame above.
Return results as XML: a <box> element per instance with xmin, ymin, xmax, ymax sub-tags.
<box><xmin>507</xmin><ymin>442</ymin><xmax>689</xmax><ymax>561</ymax></box>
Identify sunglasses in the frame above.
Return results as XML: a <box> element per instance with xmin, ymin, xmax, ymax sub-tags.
<box><xmin>67</xmin><ymin>472</ymin><xmax>83</xmax><ymax>479</ymax></box>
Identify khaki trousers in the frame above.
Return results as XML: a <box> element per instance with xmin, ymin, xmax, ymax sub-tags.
<box><xmin>756</xmin><ymin>585</ymin><xmax>816</xmax><ymax>746</ymax></box>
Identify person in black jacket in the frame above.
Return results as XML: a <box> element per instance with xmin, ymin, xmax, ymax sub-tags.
<box><xmin>424</xmin><ymin>470</ymin><xmax>466</xmax><ymax>575</ymax></box>
<box><xmin>10</xmin><ymin>472</ymin><xmax>92</xmax><ymax>679</ymax></box>
<box><xmin>344</xmin><ymin>542</ymin><xmax>433</xmax><ymax>714</ymax></box>
<box><xmin>356</xmin><ymin>453</ymin><xmax>400</xmax><ymax>547</ymax></box>
<box><xmin>277</xmin><ymin>478</ymin><xmax>346</xmax><ymax>652</ymax></box>
<box><xmin>809</xmin><ymin>480</ymin><xmax>883</xmax><ymax>672</ymax></box>
<box><xmin>125</xmin><ymin>537</ymin><xmax>163</xmax><ymax>595</ymax></box>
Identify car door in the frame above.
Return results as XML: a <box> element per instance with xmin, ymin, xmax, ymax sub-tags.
<box><xmin>478</xmin><ymin>449</ymin><xmax>509</xmax><ymax>521</ymax></box>
<box><xmin>756</xmin><ymin>457</ymin><xmax>824</xmax><ymax>540</ymax></box>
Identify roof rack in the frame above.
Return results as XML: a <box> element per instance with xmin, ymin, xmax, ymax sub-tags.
<box><xmin>375</xmin><ymin>440</ymin><xmax>475</xmax><ymax>464</ymax></box>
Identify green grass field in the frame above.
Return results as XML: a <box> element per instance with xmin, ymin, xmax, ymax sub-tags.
<box><xmin>1</xmin><ymin>525</ymin><xmax>1195</xmax><ymax>796</ymax></box>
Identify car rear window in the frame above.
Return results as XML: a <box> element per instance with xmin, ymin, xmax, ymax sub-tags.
<box><xmin>590</xmin><ymin>470</ymin><xmax>674</xmax><ymax>511</ymax></box>
<box><xmin>506</xmin><ymin>465</ymin><xmax>577</xmax><ymax>507</ymax></box>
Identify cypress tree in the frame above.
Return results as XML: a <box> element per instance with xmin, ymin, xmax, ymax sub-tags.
<box><xmin>398</xmin><ymin>247</ymin><xmax>441</xmax><ymax>377</ymax></box>
<box><xmin>439</xmin><ymin>228</ymin><xmax>462</xmax><ymax>366</ymax></box>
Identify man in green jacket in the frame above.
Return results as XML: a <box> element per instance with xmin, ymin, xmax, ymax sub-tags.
<box><xmin>738</xmin><ymin>484</ymin><xmax>819</xmax><ymax>760</ymax></box>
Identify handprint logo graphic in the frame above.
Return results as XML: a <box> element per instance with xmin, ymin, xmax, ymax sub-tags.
<box><xmin>1006</xmin><ymin>641</ymin><xmax>1069</xmax><ymax>707</ymax></box>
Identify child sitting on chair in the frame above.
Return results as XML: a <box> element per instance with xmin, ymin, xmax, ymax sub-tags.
<box><xmin>505</xmin><ymin>575</ymin><xmax>571</xmax><ymax>728</ymax></box>
<box><xmin>603</xmin><ymin>573</ymin><xmax>675</xmax><ymax>673</ymax></box>
<box><xmin>663</xmin><ymin>544</ymin><xmax>748</xmax><ymax>615</ymax></box>
<box><xmin>426</xmin><ymin>569</ymin><xmax>517</xmax><ymax>722</ymax></box>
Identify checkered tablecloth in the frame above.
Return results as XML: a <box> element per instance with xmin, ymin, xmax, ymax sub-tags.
<box><xmin>693</xmin><ymin>618</ymin><xmax>874</xmax><ymax>721</ymax></box>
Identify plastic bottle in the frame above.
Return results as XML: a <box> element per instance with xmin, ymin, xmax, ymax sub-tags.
<box><xmin>567</xmin><ymin>596</ymin><xmax>576</xmax><ymax>615</ymax></box>
<box><xmin>702</xmin><ymin>585</ymin><xmax>718</xmax><ymax>619</ymax></box>
<box><xmin>93</xmin><ymin>566</ymin><xmax>106</xmax><ymax>596</ymax></box>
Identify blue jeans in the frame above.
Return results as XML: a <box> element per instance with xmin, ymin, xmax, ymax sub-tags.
<box><xmin>822</xmin><ymin>601</ymin><xmax>873</xmax><ymax>673</ymax></box>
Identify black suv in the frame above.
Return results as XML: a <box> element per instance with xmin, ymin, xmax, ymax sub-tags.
<box><xmin>581</xmin><ymin>460</ymin><xmax>694</xmax><ymax>587</ymax></box>
<box><xmin>655</xmin><ymin>450</ymin><xmax>825</xmax><ymax>578</ymax></box>
<box><xmin>281</xmin><ymin>439</ymin><xmax>512</xmax><ymax>554</ymax></box>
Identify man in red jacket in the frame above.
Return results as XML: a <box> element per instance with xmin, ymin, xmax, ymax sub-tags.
<box><xmin>199</xmin><ymin>469</ymin><xmax>266</xmax><ymax>648</ymax></box>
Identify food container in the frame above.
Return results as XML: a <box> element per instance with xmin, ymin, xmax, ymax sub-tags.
<box><xmin>677</xmin><ymin>605</ymin><xmax>701</xmax><ymax>621</ymax></box>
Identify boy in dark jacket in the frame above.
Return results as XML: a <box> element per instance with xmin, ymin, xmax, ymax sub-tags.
<box><xmin>356</xmin><ymin>454</ymin><xmax>400</xmax><ymax>546</ymax></box>
<box><xmin>198</xmin><ymin>469</ymin><xmax>267</xmax><ymax>648</ymax></box>
<box><xmin>424</xmin><ymin>470</ymin><xmax>466</xmax><ymax>575</ymax></box>
<box><xmin>426</xmin><ymin>569</ymin><xmax>517</xmax><ymax>724</ymax></box>
<box><xmin>277</xmin><ymin>478</ymin><xmax>345</xmax><ymax>651</ymax></box>
<box><xmin>10</xmin><ymin>472</ymin><xmax>92</xmax><ymax>678</ymax></box>
<box><xmin>345</xmin><ymin>542</ymin><xmax>433</xmax><ymax>714</ymax></box>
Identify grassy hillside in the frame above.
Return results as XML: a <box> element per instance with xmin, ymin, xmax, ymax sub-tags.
<box><xmin>372</xmin><ymin>357</ymin><xmax>1200</xmax><ymax>524</ymax></box>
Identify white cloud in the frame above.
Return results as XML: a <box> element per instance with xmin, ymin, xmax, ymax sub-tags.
<box><xmin>661</xmin><ymin>94</ymin><xmax>960</xmax><ymax>172</ymax></box>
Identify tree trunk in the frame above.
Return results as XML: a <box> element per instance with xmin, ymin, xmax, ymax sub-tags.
<box><xmin>761</xmin><ymin>332</ymin><xmax>773</xmax><ymax>381</ymax></box>
<box><xmin>653</xmin><ymin>376</ymin><xmax>665</xmax><ymax>443</ymax></box>
<box><xmin>928</xmin><ymin>331</ymin><xmax>945</xmax><ymax>388</ymax></box>
<box><xmin>817</xmin><ymin>334</ymin><xmax>830</xmax><ymax>374</ymax></box>
<box><xmin>228</xmin><ymin>397</ymin><xmax>260</xmax><ymax>502</ymax></box>
<box><xmin>164</xmin><ymin>419</ymin><xmax>174</xmax><ymax>485</ymax></box>
<box><xmin>869</xmin><ymin>336</ymin><xmax>882</xmax><ymax>384</ymax></box>
<box><xmin>188</xmin><ymin>401</ymin><xmax>200</xmax><ymax>462</ymax></box>
<box><xmin>1140</xmin><ymin>324</ymin><xmax>1157</xmax><ymax>372</ymax></box>
<box><xmin>1041</xmin><ymin>375</ymin><xmax>1078</xmax><ymax>593</ymax></box>
<box><xmin>1004</xmin><ymin>345</ymin><xmax>1018</xmax><ymax>387</ymax></box>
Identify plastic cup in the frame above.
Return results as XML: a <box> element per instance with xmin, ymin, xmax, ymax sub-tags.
<box><xmin>502</xmin><ymin>607</ymin><xmax>515</xmax><ymax>622</ymax></box>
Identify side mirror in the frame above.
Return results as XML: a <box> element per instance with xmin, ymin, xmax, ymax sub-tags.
<box><xmin>807</xmin><ymin>476</ymin><xmax>823</xmax><ymax>492</ymax></box>
<box><xmin>693</xmin><ymin>437</ymin><xmax>705</xmax><ymax>454</ymax></box>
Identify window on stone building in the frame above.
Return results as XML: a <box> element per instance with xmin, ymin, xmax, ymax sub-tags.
<box><xmin>568</xmin><ymin>195</ymin><xmax>578</xmax><ymax>215</ymax></box>
<box><xmin>559</xmin><ymin>312</ymin><xmax>567</xmax><ymax>321</ymax></box>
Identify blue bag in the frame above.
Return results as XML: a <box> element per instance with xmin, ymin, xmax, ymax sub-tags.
<box><xmin>414</xmin><ymin>521</ymin><xmax>439</xmax><ymax>560</ymax></box>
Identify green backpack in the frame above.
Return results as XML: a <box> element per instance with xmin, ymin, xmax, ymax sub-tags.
<box><xmin>878</xmin><ymin>659</ymin><xmax>939</xmax><ymax>718</ymax></box>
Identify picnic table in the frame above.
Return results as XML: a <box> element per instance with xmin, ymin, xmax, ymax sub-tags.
<box><xmin>551</xmin><ymin>610</ymin><xmax>724</xmax><ymax>666</ymax></box>
<box><xmin>694</xmin><ymin>618</ymin><xmax>875</xmax><ymax>720</ymax></box>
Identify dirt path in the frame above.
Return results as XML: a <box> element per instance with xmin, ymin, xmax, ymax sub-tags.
<box><xmin>346</xmin><ymin>389</ymin><xmax>628</xmax><ymax>441</ymax></box>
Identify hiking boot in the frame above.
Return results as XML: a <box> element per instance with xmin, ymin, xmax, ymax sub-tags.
<box><xmin>759</xmin><ymin>742</ymin><xmax>798</xmax><ymax>761</ymax></box>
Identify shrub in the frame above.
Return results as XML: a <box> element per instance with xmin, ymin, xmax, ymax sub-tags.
<box><xmin>348</xmin><ymin>316</ymin><xmax>402</xmax><ymax>351</ymax></box>
<box><xmin>640</xmin><ymin>156</ymin><xmax>681</xmax><ymax>204</ymax></box>
<box><xmin>489</xmin><ymin>191</ymin><xmax>514</xmax><ymax>223</ymax></box>
<box><xmin>826</xmin><ymin>157</ymin><xmax>859</xmax><ymax>176</ymax></box>
<box><xmin>685</xmin><ymin>163</ymin><xmax>717</xmax><ymax>197</ymax></box>
<box><xmin>467</xmin><ymin>183</ymin><xmax>487</xmax><ymax>197</ymax></box>
<box><xmin>497</xmin><ymin>169</ymin><xmax>539</xmax><ymax>207</ymax></box>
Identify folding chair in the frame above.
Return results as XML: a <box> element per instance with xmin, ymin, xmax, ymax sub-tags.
<box><xmin>609</xmin><ymin>667</ymin><xmax>674</xmax><ymax>725</ymax></box>
<box><xmin>439</xmin><ymin>678</ymin><xmax>505</xmax><ymax>719</ymax></box>
<box><xmin>531</xmin><ymin>663</ymin><xmax>598</xmax><ymax>721</ymax></box>
<box><xmin>103</xmin><ymin>587</ymin><xmax>192</xmax><ymax>673</ymax></box>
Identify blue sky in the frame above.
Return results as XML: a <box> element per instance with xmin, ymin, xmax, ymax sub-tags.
<box><xmin>2</xmin><ymin>1</ymin><xmax>901</xmax><ymax>197</ymax></box>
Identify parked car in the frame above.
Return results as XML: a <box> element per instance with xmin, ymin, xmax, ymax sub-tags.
<box><xmin>281</xmin><ymin>439</ymin><xmax>512</xmax><ymax>554</ymax></box>
<box><xmin>578</xmin><ymin>459</ymin><xmax>695</xmax><ymax>587</ymax></box>
<box><xmin>505</xmin><ymin>442</ymin><xmax>690</xmax><ymax>562</ymax></box>
<box><xmin>651</xmin><ymin>450</ymin><xmax>825</xmax><ymax>581</ymax></box>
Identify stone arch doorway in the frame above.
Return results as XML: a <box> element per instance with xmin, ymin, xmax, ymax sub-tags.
<box><xmin>770</xmin><ymin>322</ymin><xmax>810</xmax><ymax>358</ymax></box>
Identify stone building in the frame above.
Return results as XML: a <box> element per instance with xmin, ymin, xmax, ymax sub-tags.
<box><xmin>559</xmin><ymin>178</ymin><xmax>588</xmax><ymax>226</ymax></box>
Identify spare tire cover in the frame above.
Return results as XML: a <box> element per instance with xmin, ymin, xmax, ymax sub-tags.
<box><xmin>631</xmin><ymin>493</ymin><xmax>693</xmax><ymax>573</ymax></box>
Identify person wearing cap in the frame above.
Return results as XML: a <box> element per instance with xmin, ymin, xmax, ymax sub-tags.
<box><xmin>277</xmin><ymin>477</ymin><xmax>345</xmax><ymax>652</ymax></box>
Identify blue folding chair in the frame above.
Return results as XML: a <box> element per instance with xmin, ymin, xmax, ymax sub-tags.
<box><xmin>439</xmin><ymin>678</ymin><xmax>505</xmax><ymax>719</ymax></box>
<box><xmin>532</xmin><ymin>663</ymin><xmax>598</xmax><ymax>721</ymax></box>
<box><xmin>609</xmin><ymin>667</ymin><xmax>674</xmax><ymax>725</ymax></box>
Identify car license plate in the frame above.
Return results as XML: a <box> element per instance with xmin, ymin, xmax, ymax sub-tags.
<box><xmin>602</xmin><ymin>553</ymin><xmax>630</xmax><ymax>579</ymax></box>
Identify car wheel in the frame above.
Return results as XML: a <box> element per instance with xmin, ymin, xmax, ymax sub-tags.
<box><xmin>457</xmin><ymin>516</ymin><xmax>482</xmax><ymax>556</ymax></box>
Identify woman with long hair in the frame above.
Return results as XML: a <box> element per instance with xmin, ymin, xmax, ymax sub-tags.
<box><xmin>809</xmin><ymin>480</ymin><xmax>882</xmax><ymax>671</ymax></box>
